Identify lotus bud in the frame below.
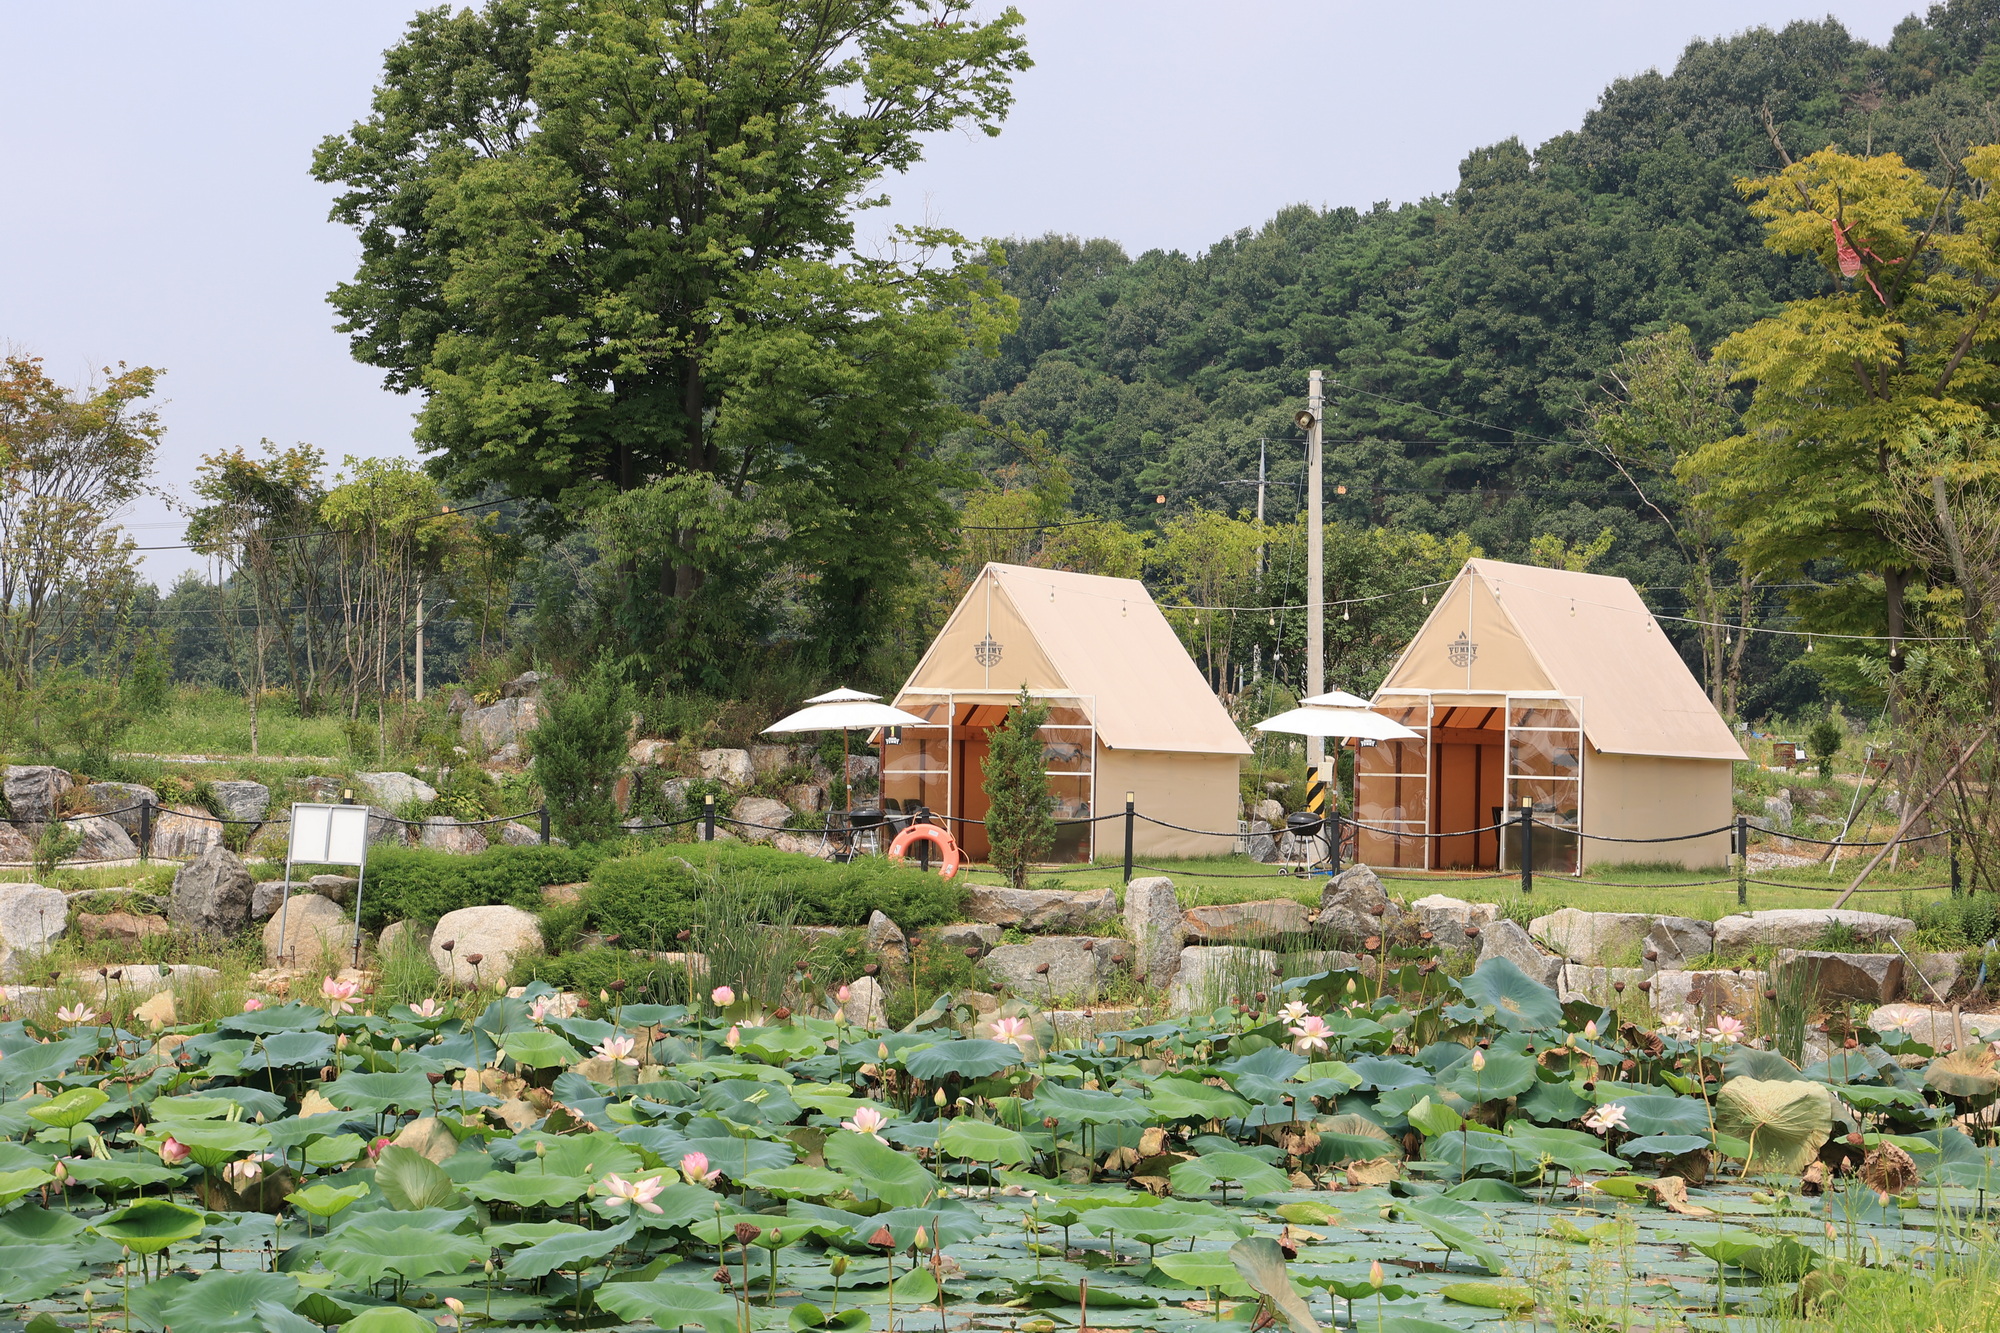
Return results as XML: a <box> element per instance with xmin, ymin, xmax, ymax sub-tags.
<box><xmin>1370</xmin><ymin>1260</ymin><xmax>1384</xmax><ymax>1289</ymax></box>
<box><xmin>1469</xmin><ymin>1048</ymin><xmax>1485</xmax><ymax>1072</ymax></box>
<box><xmin>830</xmin><ymin>1255</ymin><xmax>849</xmax><ymax>1278</ymax></box>
<box><xmin>935</xmin><ymin>1088</ymin><xmax>948</xmax><ymax>1107</ymax></box>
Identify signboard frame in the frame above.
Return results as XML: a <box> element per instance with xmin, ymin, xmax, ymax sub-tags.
<box><xmin>274</xmin><ymin>802</ymin><xmax>375</xmax><ymax>970</ymax></box>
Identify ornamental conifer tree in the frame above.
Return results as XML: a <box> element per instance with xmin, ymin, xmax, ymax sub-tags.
<box><xmin>983</xmin><ymin>687</ymin><xmax>1054</xmax><ymax>890</ymax></box>
<box><xmin>529</xmin><ymin>658</ymin><xmax>633</xmax><ymax>845</ymax></box>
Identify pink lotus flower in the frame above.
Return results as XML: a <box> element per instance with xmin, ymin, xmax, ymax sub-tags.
<box><xmin>711</xmin><ymin>985</ymin><xmax>736</xmax><ymax>1007</ymax></box>
<box><xmin>223</xmin><ymin>1157</ymin><xmax>264</xmax><ymax>1188</ymax></box>
<box><xmin>439</xmin><ymin>1296</ymin><xmax>466</xmax><ymax>1328</ymax></box>
<box><xmin>680</xmin><ymin>1151</ymin><xmax>720</xmax><ymax>1187</ymax></box>
<box><xmin>366</xmin><ymin>1135</ymin><xmax>391</xmax><ymax>1163</ymax></box>
<box><xmin>529</xmin><ymin>995</ymin><xmax>557</xmax><ymax>1024</ymax></box>
<box><xmin>990</xmin><ymin>1015</ymin><xmax>1033</xmax><ymax>1049</ymax></box>
<box><xmin>1705</xmin><ymin>1015</ymin><xmax>1745</xmax><ymax>1046</ymax></box>
<box><xmin>724</xmin><ymin>1025</ymin><xmax>741</xmax><ymax>1049</ymax></box>
<box><xmin>409</xmin><ymin>998</ymin><xmax>444</xmax><ymax>1020</ymax></box>
<box><xmin>1288</xmin><ymin>1015</ymin><xmax>1332</xmax><ymax>1055</ymax></box>
<box><xmin>241</xmin><ymin>997</ymin><xmax>264</xmax><ymax>1013</ymax></box>
<box><xmin>835</xmin><ymin>985</ymin><xmax>852</xmax><ymax>1004</ymax></box>
<box><xmin>599</xmin><ymin>1172</ymin><xmax>666</xmax><ymax>1214</ymax></box>
<box><xmin>841</xmin><ymin>1106</ymin><xmax>890</xmax><ymax>1142</ymax></box>
<box><xmin>594</xmin><ymin>1034</ymin><xmax>639</xmax><ymax>1068</ymax></box>
<box><xmin>1582</xmin><ymin>1104</ymin><xmax>1628</xmax><ymax>1135</ymax></box>
<box><xmin>56</xmin><ymin>1005</ymin><xmax>96</xmax><ymax>1026</ymax></box>
<box><xmin>321</xmin><ymin>977</ymin><xmax>359</xmax><ymax>1015</ymax></box>
<box><xmin>158</xmin><ymin>1137</ymin><xmax>189</xmax><ymax>1166</ymax></box>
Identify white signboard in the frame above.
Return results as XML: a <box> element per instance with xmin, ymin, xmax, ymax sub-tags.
<box><xmin>287</xmin><ymin>803</ymin><xmax>372</xmax><ymax>868</ymax></box>
<box><xmin>276</xmin><ymin>803</ymin><xmax>374</xmax><ymax>970</ymax></box>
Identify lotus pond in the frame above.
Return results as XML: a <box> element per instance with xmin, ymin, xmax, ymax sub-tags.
<box><xmin>1</xmin><ymin>956</ymin><xmax>1997</xmax><ymax>1332</ymax></box>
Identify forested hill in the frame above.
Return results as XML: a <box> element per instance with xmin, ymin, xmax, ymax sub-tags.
<box><xmin>944</xmin><ymin>6</ymin><xmax>2000</xmax><ymax>593</ymax></box>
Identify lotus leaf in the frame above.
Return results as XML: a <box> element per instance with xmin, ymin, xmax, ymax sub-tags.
<box><xmin>596</xmin><ymin>1279</ymin><xmax>741</xmax><ymax>1333</ymax></box>
<box><xmin>1453</xmin><ymin>957</ymin><xmax>1562</xmax><ymax>1031</ymax></box>
<box><xmin>823</xmin><ymin>1129</ymin><xmax>936</xmax><ymax>1206</ymax></box>
<box><xmin>1713</xmin><ymin>1078</ymin><xmax>1834</xmax><ymax>1175</ymax></box>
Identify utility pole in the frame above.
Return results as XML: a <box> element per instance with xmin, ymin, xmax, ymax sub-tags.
<box><xmin>1254</xmin><ymin>439</ymin><xmax>1267</xmax><ymax>683</ymax></box>
<box><xmin>1301</xmin><ymin>371</ymin><xmax>1325</xmax><ymax>771</ymax></box>
<box><xmin>413</xmin><ymin>581</ymin><xmax>425</xmax><ymax>704</ymax></box>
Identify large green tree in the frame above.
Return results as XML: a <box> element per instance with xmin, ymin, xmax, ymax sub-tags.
<box><xmin>314</xmin><ymin>0</ymin><xmax>1028</xmax><ymax>682</ymax></box>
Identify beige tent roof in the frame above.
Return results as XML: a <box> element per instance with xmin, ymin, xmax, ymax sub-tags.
<box><xmin>1378</xmin><ymin>558</ymin><xmax>1748</xmax><ymax>762</ymax></box>
<box><xmin>898</xmin><ymin>563</ymin><xmax>1251</xmax><ymax>755</ymax></box>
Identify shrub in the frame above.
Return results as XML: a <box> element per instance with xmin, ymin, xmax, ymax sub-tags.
<box><xmin>1910</xmin><ymin>895</ymin><xmax>2000</xmax><ymax>952</ymax></box>
<box><xmin>984</xmin><ymin>688</ymin><xmax>1054</xmax><ymax>890</ymax></box>
<box><xmin>585</xmin><ymin>843</ymin><xmax>965</xmax><ymax>943</ymax></box>
<box><xmin>531</xmin><ymin>659</ymin><xmax>633</xmax><ymax>844</ymax></box>
<box><xmin>350</xmin><ymin>844</ymin><xmax>600</xmax><ymax>929</ymax></box>
<box><xmin>1807</xmin><ymin>716</ymin><xmax>1844</xmax><ymax>777</ymax></box>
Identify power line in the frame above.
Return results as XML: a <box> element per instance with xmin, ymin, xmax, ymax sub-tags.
<box><xmin>127</xmin><ymin>496</ymin><xmax>517</xmax><ymax>552</ymax></box>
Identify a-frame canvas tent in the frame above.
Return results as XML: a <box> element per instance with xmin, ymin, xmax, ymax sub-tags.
<box><xmin>1360</xmin><ymin>558</ymin><xmax>1747</xmax><ymax>872</ymax></box>
<box><xmin>888</xmin><ymin>563</ymin><xmax>1250</xmax><ymax>861</ymax></box>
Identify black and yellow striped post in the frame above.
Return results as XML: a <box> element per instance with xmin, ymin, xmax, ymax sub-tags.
<box><xmin>1306</xmin><ymin>765</ymin><xmax>1331</xmax><ymax>869</ymax></box>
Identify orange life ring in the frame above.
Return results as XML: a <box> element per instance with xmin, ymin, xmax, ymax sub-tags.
<box><xmin>887</xmin><ymin>823</ymin><xmax>961</xmax><ymax>879</ymax></box>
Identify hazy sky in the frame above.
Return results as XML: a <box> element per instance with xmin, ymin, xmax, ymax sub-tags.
<box><xmin>0</xmin><ymin>1</ymin><xmax>1917</xmax><ymax>584</ymax></box>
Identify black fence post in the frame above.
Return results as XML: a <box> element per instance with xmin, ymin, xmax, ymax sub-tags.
<box><xmin>137</xmin><ymin>798</ymin><xmax>153</xmax><ymax>863</ymax></box>
<box><xmin>703</xmin><ymin>794</ymin><xmax>716</xmax><ymax>843</ymax></box>
<box><xmin>916</xmin><ymin>807</ymin><xmax>932</xmax><ymax>873</ymax></box>
<box><xmin>1122</xmin><ymin>792</ymin><xmax>1135</xmax><ymax>885</ymax></box>
<box><xmin>1329</xmin><ymin>813</ymin><xmax>1342</xmax><ymax>876</ymax></box>
<box><xmin>1736</xmin><ymin>814</ymin><xmax>1749</xmax><ymax>906</ymax></box>
<box><xmin>1518</xmin><ymin>800</ymin><xmax>1533</xmax><ymax>897</ymax></box>
<box><xmin>538</xmin><ymin>804</ymin><xmax>550</xmax><ymax>845</ymax></box>
<box><xmin>1951</xmin><ymin>828</ymin><xmax>1963</xmax><ymax>897</ymax></box>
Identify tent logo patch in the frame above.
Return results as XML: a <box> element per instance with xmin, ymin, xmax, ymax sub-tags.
<box><xmin>1447</xmin><ymin>632</ymin><xmax>1478</xmax><ymax>668</ymax></box>
<box><xmin>973</xmin><ymin>635</ymin><xmax>1004</xmax><ymax>667</ymax></box>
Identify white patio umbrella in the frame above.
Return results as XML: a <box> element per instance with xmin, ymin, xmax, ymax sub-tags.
<box><xmin>762</xmin><ymin>688</ymin><xmax>930</xmax><ymax>816</ymax></box>
<box><xmin>1296</xmin><ymin>689</ymin><xmax>1374</xmax><ymax>709</ymax></box>
<box><xmin>1252</xmin><ymin>706</ymin><xmax>1420</xmax><ymax>742</ymax></box>
<box><xmin>1251</xmin><ymin>695</ymin><xmax>1418</xmax><ymax>864</ymax></box>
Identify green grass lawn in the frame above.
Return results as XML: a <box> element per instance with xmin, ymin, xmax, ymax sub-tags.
<box><xmin>969</xmin><ymin>852</ymin><xmax>1960</xmax><ymax>920</ymax></box>
<box><xmin>121</xmin><ymin>688</ymin><xmax>353</xmax><ymax>760</ymax></box>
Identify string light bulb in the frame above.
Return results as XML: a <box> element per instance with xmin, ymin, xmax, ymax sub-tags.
<box><xmin>1806</xmin><ymin>635</ymin><xmax>1814</xmax><ymax>653</ymax></box>
<box><xmin>1342</xmin><ymin>604</ymin><xmax>1350</xmax><ymax>621</ymax></box>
